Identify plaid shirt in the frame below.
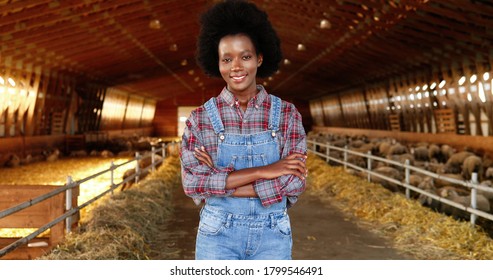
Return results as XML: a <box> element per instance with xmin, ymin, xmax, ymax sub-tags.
<box><xmin>180</xmin><ymin>85</ymin><xmax>306</xmax><ymax>207</ymax></box>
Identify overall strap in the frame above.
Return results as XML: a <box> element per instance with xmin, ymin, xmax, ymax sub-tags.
<box><xmin>204</xmin><ymin>97</ymin><xmax>225</xmax><ymax>135</ymax></box>
<box><xmin>268</xmin><ymin>94</ymin><xmax>282</xmax><ymax>136</ymax></box>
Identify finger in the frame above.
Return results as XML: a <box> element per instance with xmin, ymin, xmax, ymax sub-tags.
<box><xmin>283</xmin><ymin>159</ymin><xmax>306</xmax><ymax>169</ymax></box>
<box><xmin>194</xmin><ymin>152</ymin><xmax>213</xmax><ymax>168</ymax></box>
<box><xmin>195</xmin><ymin>149</ymin><xmax>214</xmax><ymax>167</ymax></box>
<box><xmin>285</xmin><ymin>153</ymin><xmax>307</xmax><ymax>160</ymax></box>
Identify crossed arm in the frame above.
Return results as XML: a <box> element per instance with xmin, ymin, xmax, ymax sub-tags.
<box><xmin>193</xmin><ymin>146</ymin><xmax>307</xmax><ymax>197</ymax></box>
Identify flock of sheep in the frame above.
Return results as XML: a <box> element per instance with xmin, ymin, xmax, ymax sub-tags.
<box><xmin>0</xmin><ymin>135</ymin><xmax>178</xmax><ymax>168</ymax></box>
<box><xmin>307</xmin><ymin>132</ymin><xmax>493</xmax><ymax>220</ymax></box>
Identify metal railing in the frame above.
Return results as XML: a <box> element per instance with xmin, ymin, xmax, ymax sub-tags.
<box><xmin>307</xmin><ymin>139</ymin><xmax>493</xmax><ymax>225</ymax></box>
<box><xmin>0</xmin><ymin>141</ymin><xmax>180</xmax><ymax>258</ymax></box>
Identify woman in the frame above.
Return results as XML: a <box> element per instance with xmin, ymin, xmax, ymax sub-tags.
<box><xmin>180</xmin><ymin>0</ymin><xmax>307</xmax><ymax>260</ymax></box>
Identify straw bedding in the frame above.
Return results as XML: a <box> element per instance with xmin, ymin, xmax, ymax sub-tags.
<box><xmin>306</xmin><ymin>153</ymin><xmax>493</xmax><ymax>259</ymax></box>
<box><xmin>39</xmin><ymin>156</ymin><xmax>181</xmax><ymax>260</ymax></box>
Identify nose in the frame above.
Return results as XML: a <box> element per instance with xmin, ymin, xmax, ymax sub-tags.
<box><xmin>231</xmin><ymin>58</ymin><xmax>242</xmax><ymax>71</ymax></box>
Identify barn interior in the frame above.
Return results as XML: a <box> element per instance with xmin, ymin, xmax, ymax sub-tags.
<box><xmin>2</xmin><ymin>0</ymin><xmax>493</xmax><ymax>262</ymax></box>
<box><xmin>2</xmin><ymin>0</ymin><xmax>493</xmax><ymax>157</ymax></box>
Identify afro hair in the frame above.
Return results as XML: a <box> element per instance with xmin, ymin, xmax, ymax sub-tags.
<box><xmin>196</xmin><ymin>0</ymin><xmax>282</xmax><ymax>78</ymax></box>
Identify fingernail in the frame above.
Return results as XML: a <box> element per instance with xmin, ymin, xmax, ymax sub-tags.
<box><xmin>201</xmin><ymin>146</ymin><xmax>205</xmax><ymax>150</ymax></box>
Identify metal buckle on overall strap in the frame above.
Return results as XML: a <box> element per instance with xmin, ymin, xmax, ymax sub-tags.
<box><xmin>271</xmin><ymin>130</ymin><xmax>276</xmax><ymax>137</ymax></box>
<box><xmin>219</xmin><ymin>133</ymin><xmax>225</xmax><ymax>141</ymax></box>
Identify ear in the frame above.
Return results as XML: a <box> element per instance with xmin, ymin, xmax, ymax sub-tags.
<box><xmin>257</xmin><ymin>54</ymin><xmax>263</xmax><ymax>67</ymax></box>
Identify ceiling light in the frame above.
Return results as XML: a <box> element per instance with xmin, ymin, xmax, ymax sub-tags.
<box><xmin>169</xmin><ymin>44</ymin><xmax>178</xmax><ymax>51</ymax></box>
<box><xmin>283</xmin><ymin>59</ymin><xmax>291</xmax><ymax>65</ymax></box>
<box><xmin>297</xmin><ymin>44</ymin><xmax>306</xmax><ymax>51</ymax></box>
<box><xmin>149</xmin><ymin>19</ymin><xmax>161</xmax><ymax>29</ymax></box>
<box><xmin>188</xmin><ymin>70</ymin><xmax>194</xmax><ymax>75</ymax></box>
<box><xmin>438</xmin><ymin>80</ymin><xmax>446</xmax><ymax>88</ymax></box>
<box><xmin>483</xmin><ymin>72</ymin><xmax>490</xmax><ymax>81</ymax></box>
<box><xmin>320</xmin><ymin>19</ymin><xmax>331</xmax><ymax>29</ymax></box>
<box><xmin>181</xmin><ymin>59</ymin><xmax>188</xmax><ymax>66</ymax></box>
<box><xmin>7</xmin><ymin>78</ymin><xmax>15</xmax><ymax>87</ymax></box>
<box><xmin>458</xmin><ymin>76</ymin><xmax>466</xmax><ymax>86</ymax></box>
<box><xmin>470</xmin><ymin>74</ymin><xmax>477</xmax><ymax>83</ymax></box>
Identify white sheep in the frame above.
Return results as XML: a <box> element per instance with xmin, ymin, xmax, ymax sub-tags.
<box><xmin>439</xmin><ymin>188</ymin><xmax>490</xmax><ymax>219</ymax></box>
<box><xmin>412</xmin><ymin>146</ymin><xmax>429</xmax><ymax>161</ymax></box>
<box><xmin>484</xmin><ymin>167</ymin><xmax>493</xmax><ymax>180</ymax></box>
<box><xmin>461</xmin><ymin>155</ymin><xmax>483</xmax><ymax>181</ymax></box>
<box><xmin>371</xmin><ymin>166</ymin><xmax>403</xmax><ymax>192</ymax></box>
<box><xmin>444</xmin><ymin>151</ymin><xmax>474</xmax><ymax>174</ymax></box>
<box><xmin>46</xmin><ymin>149</ymin><xmax>60</xmax><ymax>162</ymax></box>
<box><xmin>5</xmin><ymin>154</ymin><xmax>21</xmax><ymax>168</ymax></box>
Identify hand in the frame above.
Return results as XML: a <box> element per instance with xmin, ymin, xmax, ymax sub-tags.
<box><xmin>231</xmin><ymin>184</ymin><xmax>258</xmax><ymax>197</ymax></box>
<box><xmin>260</xmin><ymin>153</ymin><xmax>307</xmax><ymax>180</ymax></box>
<box><xmin>194</xmin><ymin>146</ymin><xmax>214</xmax><ymax>168</ymax></box>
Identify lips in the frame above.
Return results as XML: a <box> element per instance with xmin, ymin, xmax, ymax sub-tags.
<box><xmin>231</xmin><ymin>75</ymin><xmax>246</xmax><ymax>82</ymax></box>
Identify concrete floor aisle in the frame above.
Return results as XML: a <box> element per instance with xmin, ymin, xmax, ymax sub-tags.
<box><xmin>162</xmin><ymin>183</ymin><xmax>411</xmax><ymax>260</ymax></box>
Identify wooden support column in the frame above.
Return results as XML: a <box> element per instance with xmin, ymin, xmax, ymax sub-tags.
<box><xmin>24</xmin><ymin>66</ymin><xmax>42</xmax><ymax>137</ymax></box>
<box><xmin>450</xmin><ymin>62</ymin><xmax>470</xmax><ymax>135</ymax></box>
<box><xmin>463</xmin><ymin>59</ymin><xmax>483</xmax><ymax>136</ymax></box>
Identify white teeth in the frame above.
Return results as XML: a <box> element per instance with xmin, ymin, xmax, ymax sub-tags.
<box><xmin>232</xmin><ymin>76</ymin><xmax>245</xmax><ymax>80</ymax></box>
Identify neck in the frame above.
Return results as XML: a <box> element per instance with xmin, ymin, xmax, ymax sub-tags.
<box><xmin>228</xmin><ymin>85</ymin><xmax>258</xmax><ymax>104</ymax></box>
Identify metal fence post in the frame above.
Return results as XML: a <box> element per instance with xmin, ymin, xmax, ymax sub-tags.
<box><xmin>65</xmin><ymin>176</ymin><xmax>73</xmax><ymax>234</ymax></box>
<box><xmin>163</xmin><ymin>143</ymin><xmax>167</xmax><ymax>158</ymax></box>
<box><xmin>110</xmin><ymin>161</ymin><xmax>115</xmax><ymax>194</ymax></box>
<box><xmin>326</xmin><ymin>142</ymin><xmax>330</xmax><ymax>164</ymax></box>
<box><xmin>151</xmin><ymin>146</ymin><xmax>156</xmax><ymax>172</ymax></box>
<box><xmin>471</xmin><ymin>172</ymin><xmax>478</xmax><ymax>226</ymax></box>
<box><xmin>343</xmin><ymin>145</ymin><xmax>348</xmax><ymax>170</ymax></box>
<box><xmin>405</xmin><ymin>159</ymin><xmax>410</xmax><ymax>199</ymax></box>
<box><xmin>135</xmin><ymin>152</ymin><xmax>140</xmax><ymax>184</ymax></box>
<box><xmin>367</xmin><ymin>151</ymin><xmax>372</xmax><ymax>182</ymax></box>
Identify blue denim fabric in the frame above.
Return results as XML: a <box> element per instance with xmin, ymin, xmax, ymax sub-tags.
<box><xmin>196</xmin><ymin>95</ymin><xmax>292</xmax><ymax>260</ymax></box>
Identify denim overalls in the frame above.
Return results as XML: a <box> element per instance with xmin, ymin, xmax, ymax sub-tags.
<box><xmin>195</xmin><ymin>94</ymin><xmax>292</xmax><ymax>260</ymax></box>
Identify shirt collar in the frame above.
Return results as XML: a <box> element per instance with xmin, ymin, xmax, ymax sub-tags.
<box><xmin>219</xmin><ymin>85</ymin><xmax>269</xmax><ymax>109</ymax></box>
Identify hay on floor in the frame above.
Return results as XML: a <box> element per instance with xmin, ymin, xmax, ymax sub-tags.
<box><xmin>39</xmin><ymin>156</ymin><xmax>181</xmax><ymax>260</ymax></box>
<box><xmin>306</xmin><ymin>153</ymin><xmax>493</xmax><ymax>260</ymax></box>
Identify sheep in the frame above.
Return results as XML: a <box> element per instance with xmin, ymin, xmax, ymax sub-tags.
<box><xmin>371</xmin><ymin>166</ymin><xmax>403</xmax><ymax>192</ymax></box>
<box><xmin>484</xmin><ymin>167</ymin><xmax>493</xmax><ymax>180</ymax></box>
<box><xmin>477</xmin><ymin>180</ymin><xmax>493</xmax><ymax>201</ymax></box>
<box><xmin>70</xmin><ymin>150</ymin><xmax>88</xmax><ymax>157</ymax></box>
<box><xmin>20</xmin><ymin>154</ymin><xmax>33</xmax><ymax>165</ymax></box>
<box><xmin>388</xmin><ymin>143</ymin><xmax>408</xmax><ymax>156</ymax></box>
<box><xmin>439</xmin><ymin>188</ymin><xmax>490</xmax><ymax>219</ymax></box>
<box><xmin>101</xmin><ymin>150</ymin><xmax>115</xmax><ymax>158</ymax></box>
<box><xmin>46</xmin><ymin>149</ymin><xmax>60</xmax><ymax>162</ymax></box>
<box><xmin>461</xmin><ymin>155</ymin><xmax>483</xmax><ymax>181</ymax></box>
<box><xmin>347</xmin><ymin>155</ymin><xmax>366</xmax><ymax>169</ymax></box>
<box><xmin>404</xmin><ymin>173</ymin><xmax>423</xmax><ymax>199</ymax></box>
<box><xmin>121</xmin><ymin>168</ymin><xmax>149</xmax><ymax>191</ymax></box>
<box><xmin>444</xmin><ymin>151</ymin><xmax>474</xmax><ymax>174</ymax></box>
<box><xmin>428</xmin><ymin>144</ymin><xmax>441</xmax><ymax>161</ymax></box>
<box><xmin>5</xmin><ymin>154</ymin><xmax>21</xmax><ymax>168</ymax></box>
<box><xmin>407</xmin><ymin>174</ymin><xmax>423</xmax><ymax>188</ymax></box>
<box><xmin>378</xmin><ymin>141</ymin><xmax>392</xmax><ymax>157</ymax></box>
<box><xmin>412</xmin><ymin>146</ymin><xmax>429</xmax><ymax>162</ymax></box>
<box><xmin>440</xmin><ymin>144</ymin><xmax>456</xmax><ymax>163</ymax></box>
<box><xmin>416</xmin><ymin>177</ymin><xmax>440</xmax><ymax>210</ymax></box>
<box><xmin>434</xmin><ymin>173</ymin><xmax>465</xmax><ymax>188</ymax></box>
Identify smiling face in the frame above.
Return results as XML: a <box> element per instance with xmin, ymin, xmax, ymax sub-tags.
<box><xmin>218</xmin><ymin>34</ymin><xmax>263</xmax><ymax>98</ymax></box>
